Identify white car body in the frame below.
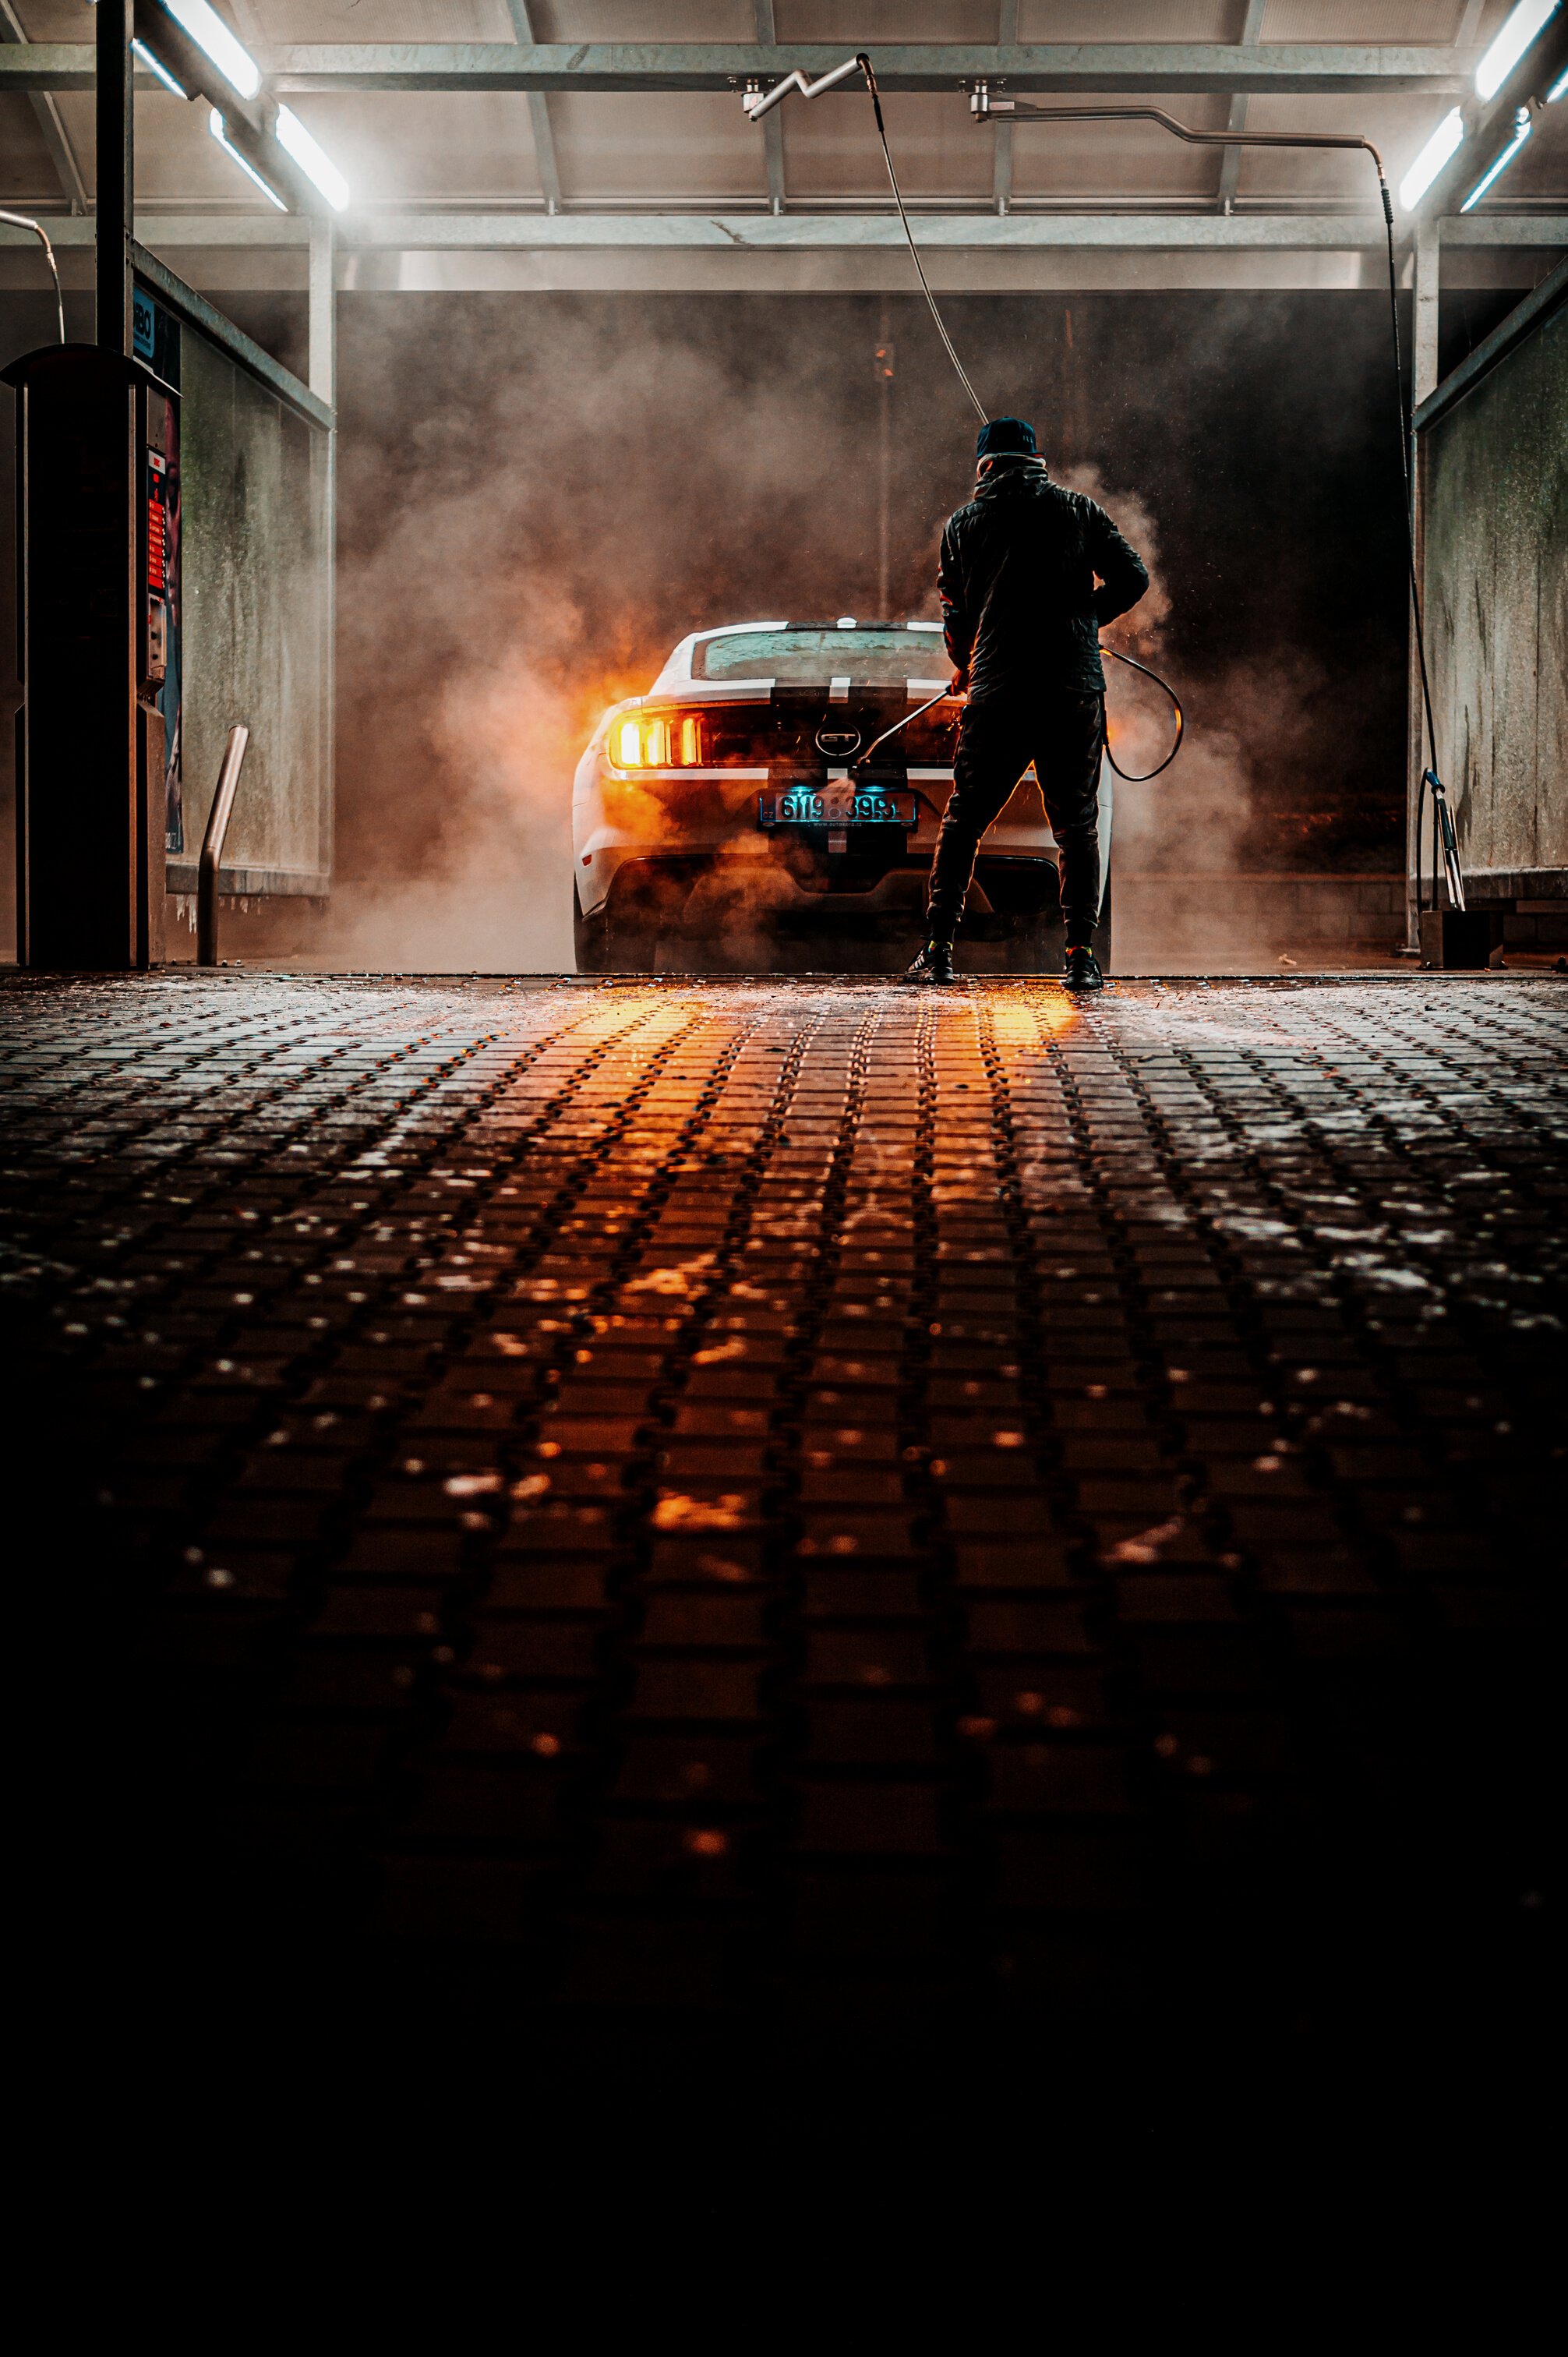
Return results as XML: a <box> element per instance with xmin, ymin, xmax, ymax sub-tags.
<box><xmin>571</xmin><ymin>619</ymin><xmax>1111</xmax><ymax>970</ymax></box>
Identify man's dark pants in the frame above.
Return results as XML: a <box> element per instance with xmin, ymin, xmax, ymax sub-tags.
<box><xmin>926</xmin><ymin>689</ymin><xmax>1105</xmax><ymax>944</ymax></box>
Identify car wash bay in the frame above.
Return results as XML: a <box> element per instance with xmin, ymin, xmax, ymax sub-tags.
<box><xmin>1</xmin><ymin>9</ymin><xmax>1564</xmax><ymax>2084</ymax></box>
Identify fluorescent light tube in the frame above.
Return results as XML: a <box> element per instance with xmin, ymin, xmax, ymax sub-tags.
<box><xmin>1460</xmin><ymin>107</ymin><xmax>1534</xmax><ymax>208</ymax></box>
<box><xmin>1545</xmin><ymin>58</ymin><xmax>1568</xmax><ymax>99</ymax></box>
<box><xmin>274</xmin><ymin>105</ymin><xmax>351</xmax><ymax>211</ymax></box>
<box><xmin>209</xmin><ymin>108</ymin><xmax>288</xmax><ymax>210</ymax></box>
<box><xmin>1475</xmin><ymin>0</ymin><xmax>1560</xmax><ymax>101</ymax></box>
<box><xmin>1397</xmin><ymin>107</ymin><xmax>1465</xmax><ymax>210</ymax></box>
<box><xmin>132</xmin><ymin>40</ymin><xmax>189</xmax><ymax>100</ymax></box>
<box><xmin>164</xmin><ymin>0</ymin><xmax>260</xmax><ymax>101</ymax></box>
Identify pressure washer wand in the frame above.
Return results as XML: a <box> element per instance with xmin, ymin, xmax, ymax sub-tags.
<box><xmin>0</xmin><ymin>210</ymin><xmax>65</xmax><ymax>346</ymax></box>
<box><xmin>848</xmin><ymin>684</ymin><xmax>960</xmax><ymax>776</ymax></box>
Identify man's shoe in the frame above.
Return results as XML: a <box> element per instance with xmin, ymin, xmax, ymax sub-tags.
<box><xmin>1064</xmin><ymin>944</ymin><xmax>1104</xmax><ymax>992</ymax></box>
<box><xmin>905</xmin><ymin>936</ymin><xmax>955</xmax><ymax>984</ymax></box>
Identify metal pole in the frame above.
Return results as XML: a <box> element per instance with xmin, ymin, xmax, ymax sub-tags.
<box><xmin>1404</xmin><ymin>217</ymin><xmax>1439</xmax><ymax>952</ymax></box>
<box><xmin>875</xmin><ymin>295</ymin><xmax>891</xmax><ymax>617</ymax></box>
<box><xmin>96</xmin><ymin>0</ymin><xmax>132</xmax><ymax>353</ymax></box>
<box><xmin>197</xmin><ymin>726</ymin><xmax>249</xmax><ymax>966</ymax></box>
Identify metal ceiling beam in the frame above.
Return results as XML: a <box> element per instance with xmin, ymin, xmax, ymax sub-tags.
<box><xmin>993</xmin><ymin>2</ymin><xmax>1017</xmax><ymax>218</ymax></box>
<box><xmin>0</xmin><ymin>2</ymin><xmax>89</xmax><ymax>214</ymax></box>
<box><xmin>13</xmin><ymin>213</ymin><xmax>1553</xmax><ymax>253</ymax></box>
<box><xmin>506</xmin><ymin>2</ymin><xmax>560</xmax><ymax>216</ymax></box>
<box><xmin>2</xmin><ymin>42</ymin><xmax>1485</xmax><ymax>97</ymax></box>
<box><xmin>337</xmin><ymin>212</ymin><xmax>1568</xmax><ymax>251</ymax></box>
<box><xmin>1217</xmin><ymin>0</ymin><xmax>1269</xmax><ymax>217</ymax></box>
<box><xmin>752</xmin><ymin>2</ymin><xmax>786</xmax><ymax>217</ymax></box>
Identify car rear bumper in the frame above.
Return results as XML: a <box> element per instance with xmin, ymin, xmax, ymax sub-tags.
<box><xmin>572</xmin><ymin>762</ymin><xmax>1083</xmax><ymax>922</ymax></box>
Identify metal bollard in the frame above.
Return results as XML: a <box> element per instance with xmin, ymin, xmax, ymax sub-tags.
<box><xmin>196</xmin><ymin>725</ymin><xmax>250</xmax><ymax>968</ymax></box>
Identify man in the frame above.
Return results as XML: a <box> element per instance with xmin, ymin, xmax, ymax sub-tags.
<box><xmin>906</xmin><ymin>416</ymin><xmax>1149</xmax><ymax>991</ymax></box>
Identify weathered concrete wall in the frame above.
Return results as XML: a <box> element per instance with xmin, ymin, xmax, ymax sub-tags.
<box><xmin>1424</xmin><ymin>300</ymin><xmax>1567</xmax><ymax>880</ymax></box>
<box><xmin>180</xmin><ymin>330</ymin><xmax>332</xmax><ymax>889</ymax></box>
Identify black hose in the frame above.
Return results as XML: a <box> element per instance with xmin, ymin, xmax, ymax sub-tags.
<box><xmin>849</xmin><ymin>643</ymin><xmax>1184</xmax><ymax>782</ymax></box>
<box><xmin>984</xmin><ymin>101</ymin><xmax>1453</xmax><ymax>905</ymax></box>
<box><xmin>856</xmin><ymin>55</ymin><xmax>988</xmax><ymax>426</ymax></box>
<box><xmin>1101</xmin><ymin>647</ymin><xmax>1185</xmax><ymax>780</ymax></box>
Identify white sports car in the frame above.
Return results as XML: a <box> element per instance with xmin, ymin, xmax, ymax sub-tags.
<box><xmin>570</xmin><ymin>618</ymin><xmax>1112</xmax><ymax>974</ymax></box>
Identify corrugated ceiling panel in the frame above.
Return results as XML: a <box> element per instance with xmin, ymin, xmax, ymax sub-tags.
<box><xmin>775</xmin><ymin>2</ymin><xmax>996</xmax><ymax>37</ymax></box>
<box><xmin>246</xmin><ymin>2</ymin><xmax>514</xmax><ymax>37</ymax></box>
<box><xmin>12</xmin><ymin>2</ymin><xmax>96</xmax><ymax>37</ymax></box>
<box><xmin>1019</xmin><ymin>2</ymin><xmax>1238</xmax><ymax>34</ymax></box>
<box><xmin>1259</xmin><ymin>3</ymin><xmax>1474</xmax><ymax>37</ymax></box>
<box><xmin>550</xmin><ymin>90</ymin><xmax>767</xmax><ymax>198</ymax></box>
<box><xmin>782</xmin><ymin>89</ymin><xmax>994</xmax><ymax>197</ymax></box>
<box><xmin>1234</xmin><ymin>90</ymin><xmax>1454</xmax><ymax>196</ymax></box>
<box><xmin>532</xmin><ymin>2</ymin><xmax>755</xmax><ymax>35</ymax></box>
<box><xmin>269</xmin><ymin>93</ymin><xmax>545</xmax><ymax>200</ymax></box>
<box><xmin>120</xmin><ymin>89</ymin><xmax>261</xmax><ymax>201</ymax></box>
<box><xmin>0</xmin><ymin>90</ymin><xmax>70</xmax><ymax>200</ymax></box>
<box><xmin>1007</xmin><ymin>90</ymin><xmax>1233</xmax><ymax>196</ymax></box>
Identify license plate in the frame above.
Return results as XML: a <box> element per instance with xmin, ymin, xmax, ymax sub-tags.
<box><xmin>758</xmin><ymin>787</ymin><xmax>916</xmax><ymax>829</ymax></box>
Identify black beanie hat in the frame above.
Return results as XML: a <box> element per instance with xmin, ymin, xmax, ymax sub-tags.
<box><xmin>976</xmin><ymin>416</ymin><xmax>1037</xmax><ymax>461</ymax></box>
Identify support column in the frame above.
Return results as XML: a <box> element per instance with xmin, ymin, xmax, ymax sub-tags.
<box><xmin>308</xmin><ymin>217</ymin><xmax>337</xmax><ymax>408</ymax></box>
<box><xmin>753</xmin><ymin>0</ymin><xmax>785</xmax><ymax>216</ymax></box>
<box><xmin>1217</xmin><ymin>0</ymin><xmax>1268</xmax><ymax>214</ymax></box>
<box><xmin>1404</xmin><ymin>217</ymin><xmax>1439</xmax><ymax>952</ymax></box>
<box><xmin>96</xmin><ymin>0</ymin><xmax>132</xmax><ymax>353</ymax></box>
<box><xmin>308</xmin><ymin>216</ymin><xmax>337</xmax><ymax>896</ymax></box>
<box><xmin>994</xmin><ymin>0</ymin><xmax>1017</xmax><ymax>215</ymax></box>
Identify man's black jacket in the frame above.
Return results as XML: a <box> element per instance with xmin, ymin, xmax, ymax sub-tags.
<box><xmin>938</xmin><ymin>456</ymin><xmax>1149</xmax><ymax>701</ymax></box>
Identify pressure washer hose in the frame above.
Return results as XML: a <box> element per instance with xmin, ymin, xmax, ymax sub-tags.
<box><xmin>965</xmin><ymin>94</ymin><xmax>1455</xmax><ymax>903</ymax></box>
<box><xmin>850</xmin><ymin>649</ymin><xmax>1182</xmax><ymax>783</ymax></box>
<box><xmin>855</xmin><ymin>58</ymin><xmax>1185</xmax><ymax>780</ymax></box>
<box><xmin>782</xmin><ymin>65</ymin><xmax>1450</xmax><ymax>878</ymax></box>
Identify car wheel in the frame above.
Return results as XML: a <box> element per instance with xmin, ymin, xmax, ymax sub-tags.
<box><xmin>573</xmin><ymin>878</ymin><xmax>611</xmax><ymax>974</ymax></box>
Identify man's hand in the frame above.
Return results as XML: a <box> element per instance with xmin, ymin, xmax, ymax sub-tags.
<box><xmin>951</xmin><ymin>666</ymin><xmax>969</xmax><ymax>696</ymax></box>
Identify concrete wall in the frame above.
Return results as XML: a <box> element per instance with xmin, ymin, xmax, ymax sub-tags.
<box><xmin>177</xmin><ymin>329</ymin><xmax>333</xmax><ymax>894</ymax></box>
<box><xmin>1423</xmin><ymin>298</ymin><xmax>1568</xmax><ymax>882</ymax></box>
<box><xmin>1116</xmin><ymin>874</ymin><xmax>1405</xmax><ymax>971</ymax></box>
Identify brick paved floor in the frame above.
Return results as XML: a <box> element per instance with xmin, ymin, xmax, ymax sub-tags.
<box><xmin>5</xmin><ymin>970</ymin><xmax>1560</xmax><ymax>2077</ymax></box>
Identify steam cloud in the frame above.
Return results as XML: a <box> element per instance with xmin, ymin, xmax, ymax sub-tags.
<box><xmin>242</xmin><ymin>289</ymin><xmax>1403</xmax><ymax>977</ymax></box>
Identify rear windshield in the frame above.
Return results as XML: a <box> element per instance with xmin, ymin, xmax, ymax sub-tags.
<box><xmin>694</xmin><ymin>627</ymin><xmax>945</xmax><ymax>685</ymax></box>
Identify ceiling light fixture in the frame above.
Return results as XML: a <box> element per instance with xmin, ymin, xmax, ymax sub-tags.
<box><xmin>208</xmin><ymin>108</ymin><xmax>287</xmax><ymax>210</ymax></box>
<box><xmin>164</xmin><ymin>0</ymin><xmax>260</xmax><ymax>101</ymax></box>
<box><xmin>274</xmin><ymin>106</ymin><xmax>351</xmax><ymax>211</ymax></box>
<box><xmin>1475</xmin><ymin>0</ymin><xmax>1561</xmax><ymax>101</ymax></box>
<box><xmin>1397</xmin><ymin>106</ymin><xmax>1464</xmax><ymax>210</ymax></box>
<box><xmin>1460</xmin><ymin>106</ymin><xmax>1534</xmax><ymax>208</ymax></box>
<box><xmin>132</xmin><ymin>40</ymin><xmax>189</xmax><ymax>100</ymax></box>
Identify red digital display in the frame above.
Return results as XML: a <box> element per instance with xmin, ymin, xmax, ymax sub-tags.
<box><xmin>147</xmin><ymin>486</ymin><xmax>166</xmax><ymax>595</ymax></box>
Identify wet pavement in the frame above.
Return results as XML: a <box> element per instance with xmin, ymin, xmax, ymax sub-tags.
<box><xmin>6</xmin><ymin>970</ymin><xmax>1561</xmax><ymax>2078</ymax></box>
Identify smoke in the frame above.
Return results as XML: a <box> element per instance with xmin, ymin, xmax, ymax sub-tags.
<box><xmin>247</xmin><ymin>288</ymin><xmax>1405</xmax><ymax>977</ymax></box>
<box><xmin>1061</xmin><ymin>461</ymin><xmax>1355</xmax><ymax>970</ymax></box>
<box><xmin>305</xmin><ymin>295</ymin><xmax>925</xmax><ymax>974</ymax></box>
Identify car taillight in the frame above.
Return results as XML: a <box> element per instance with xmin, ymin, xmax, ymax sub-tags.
<box><xmin>611</xmin><ymin>712</ymin><xmax>705</xmax><ymax>768</ymax></box>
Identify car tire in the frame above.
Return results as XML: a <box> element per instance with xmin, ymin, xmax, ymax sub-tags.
<box><xmin>573</xmin><ymin>878</ymin><xmax>611</xmax><ymax>974</ymax></box>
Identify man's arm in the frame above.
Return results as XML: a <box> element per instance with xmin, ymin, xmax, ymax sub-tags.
<box><xmin>938</xmin><ymin>522</ymin><xmax>974</xmax><ymax>682</ymax></box>
<box><xmin>1086</xmin><ymin>501</ymin><xmax>1150</xmax><ymax>627</ymax></box>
